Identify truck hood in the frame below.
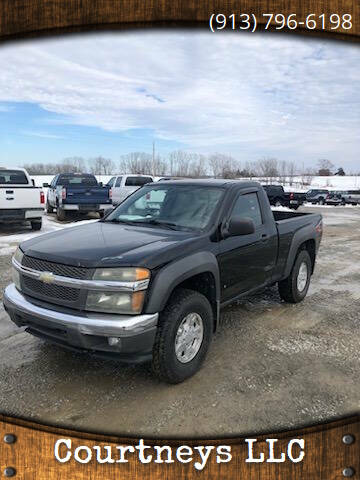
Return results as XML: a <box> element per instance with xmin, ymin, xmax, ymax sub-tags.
<box><xmin>20</xmin><ymin>221</ymin><xmax>198</xmax><ymax>269</ymax></box>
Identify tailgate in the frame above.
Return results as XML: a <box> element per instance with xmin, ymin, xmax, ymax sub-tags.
<box><xmin>0</xmin><ymin>187</ymin><xmax>41</xmax><ymax>210</ymax></box>
<box><xmin>63</xmin><ymin>186</ymin><xmax>110</xmax><ymax>205</ymax></box>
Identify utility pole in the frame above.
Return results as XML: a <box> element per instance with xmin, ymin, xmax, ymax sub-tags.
<box><xmin>152</xmin><ymin>141</ymin><xmax>155</xmax><ymax>177</ymax></box>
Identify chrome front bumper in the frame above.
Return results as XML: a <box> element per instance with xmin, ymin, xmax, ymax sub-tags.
<box><xmin>3</xmin><ymin>284</ymin><xmax>158</xmax><ymax>359</ymax></box>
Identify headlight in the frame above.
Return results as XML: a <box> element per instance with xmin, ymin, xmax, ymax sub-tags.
<box><xmin>13</xmin><ymin>247</ymin><xmax>24</xmax><ymax>265</ymax></box>
<box><xmin>86</xmin><ymin>267</ymin><xmax>150</xmax><ymax>314</ymax></box>
<box><xmin>86</xmin><ymin>291</ymin><xmax>146</xmax><ymax>314</ymax></box>
<box><xmin>12</xmin><ymin>248</ymin><xmax>23</xmax><ymax>290</ymax></box>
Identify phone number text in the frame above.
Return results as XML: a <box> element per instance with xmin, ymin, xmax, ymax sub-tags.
<box><xmin>209</xmin><ymin>13</ymin><xmax>353</xmax><ymax>32</ymax></box>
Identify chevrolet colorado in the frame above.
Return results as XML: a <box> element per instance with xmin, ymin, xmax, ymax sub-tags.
<box><xmin>4</xmin><ymin>180</ymin><xmax>323</xmax><ymax>383</ymax></box>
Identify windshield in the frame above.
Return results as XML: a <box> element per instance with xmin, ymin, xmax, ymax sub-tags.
<box><xmin>105</xmin><ymin>184</ymin><xmax>224</xmax><ymax>231</ymax></box>
<box><xmin>57</xmin><ymin>175</ymin><xmax>98</xmax><ymax>186</ymax></box>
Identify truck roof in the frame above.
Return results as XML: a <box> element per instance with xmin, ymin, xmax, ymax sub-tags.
<box><xmin>155</xmin><ymin>178</ymin><xmax>261</xmax><ymax>188</ymax></box>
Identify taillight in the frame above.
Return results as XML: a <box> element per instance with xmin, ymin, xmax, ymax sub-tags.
<box><xmin>290</xmin><ymin>192</ymin><xmax>294</xmax><ymax>199</ymax></box>
<box><xmin>61</xmin><ymin>187</ymin><xmax>66</xmax><ymax>200</ymax></box>
<box><xmin>40</xmin><ymin>191</ymin><xmax>45</xmax><ymax>204</ymax></box>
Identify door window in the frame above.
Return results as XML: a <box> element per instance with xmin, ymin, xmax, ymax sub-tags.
<box><xmin>106</xmin><ymin>177</ymin><xmax>115</xmax><ymax>187</ymax></box>
<box><xmin>231</xmin><ymin>192</ymin><xmax>263</xmax><ymax>228</ymax></box>
<box><xmin>115</xmin><ymin>177</ymin><xmax>123</xmax><ymax>187</ymax></box>
<box><xmin>125</xmin><ymin>176</ymin><xmax>152</xmax><ymax>186</ymax></box>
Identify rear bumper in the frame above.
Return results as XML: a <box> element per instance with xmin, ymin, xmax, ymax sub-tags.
<box><xmin>0</xmin><ymin>208</ymin><xmax>43</xmax><ymax>222</ymax></box>
<box><xmin>62</xmin><ymin>203</ymin><xmax>111</xmax><ymax>211</ymax></box>
<box><xmin>3</xmin><ymin>284</ymin><xmax>158</xmax><ymax>362</ymax></box>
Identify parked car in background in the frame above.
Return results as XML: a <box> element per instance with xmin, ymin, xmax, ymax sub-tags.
<box><xmin>262</xmin><ymin>185</ymin><xmax>305</xmax><ymax>210</ymax></box>
<box><xmin>4</xmin><ymin>180</ymin><xmax>323</xmax><ymax>383</ymax></box>
<box><xmin>305</xmin><ymin>189</ymin><xmax>329</xmax><ymax>205</ymax></box>
<box><xmin>45</xmin><ymin>173</ymin><xmax>112</xmax><ymax>221</ymax></box>
<box><xmin>106</xmin><ymin>174</ymin><xmax>153</xmax><ymax>206</ymax></box>
<box><xmin>342</xmin><ymin>190</ymin><xmax>360</xmax><ymax>205</ymax></box>
<box><xmin>325</xmin><ymin>192</ymin><xmax>346</xmax><ymax>206</ymax></box>
<box><xmin>0</xmin><ymin>167</ymin><xmax>44</xmax><ymax>230</ymax></box>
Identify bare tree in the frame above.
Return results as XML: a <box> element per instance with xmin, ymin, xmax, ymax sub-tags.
<box><xmin>89</xmin><ymin>156</ymin><xmax>115</xmax><ymax>175</ymax></box>
<box><xmin>317</xmin><ymin>159</ymin><xmax>334</xmax><ymax>176</ymax></box>
<box><xmin>119</xmin><ymin>152</ymin><xmax>152</xmax><ymax>174</ymax></box>
<box><xmin>256</xmin><ymin>157</ymin><xmax>278</xmax><ymax>183</ymax></box>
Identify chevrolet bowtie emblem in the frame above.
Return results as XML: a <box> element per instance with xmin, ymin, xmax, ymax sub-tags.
<box><xmin>39</xmin><ymin>272</ymin><xmax>55</xmax><ymax>284</ymax></box>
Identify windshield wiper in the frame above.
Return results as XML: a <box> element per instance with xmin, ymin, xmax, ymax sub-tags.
<box><xmin>106</xmin><ymin>218</ymin><xmax>179</xmax><ymax>230</ymax></box>
<box><xmin>143</xmin><ymin>219</ymin><xmax>179</xmax><ymax>230</ymax></box>
<box><xmin>106</xmin><ymin>218</ymin><xmax>140</xmax><ymax>225</ymax></box>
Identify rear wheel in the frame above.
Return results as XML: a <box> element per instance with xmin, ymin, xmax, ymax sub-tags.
<box><xmin>152</xmin><ymin>288</ymin><xmax>213</xmax><ymax>384</ymax></box>
<box><xmin>46</xmin><ymin>201</ymin><xmax>53</xmax><ymax>213</ymax></box>
<box><xmin>318</xmin><ymin>197</ymin><xmax>325</xmax><ymax>205</ymax></box>
<box><xmin>30</xmin><ymin>219</ymin><xmax>42</xmax><ymax>231</ymax></box>
<box><xmin>278</xmin><ymin>250</ymin><xmax>312</xmax><ymax>303</ymax></box>
<box><xmin>56</xmin><ymin>207</ymin><xmax>66</xmax><ymax>221</ymax></box>
<box><xmin>274</xmin><ymin>198</ymin><xmax>282</xmax><ymax>207</ymax></box>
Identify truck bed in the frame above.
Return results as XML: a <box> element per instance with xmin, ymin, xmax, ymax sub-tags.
<box><xmin>272</xmin><ymin>209</ymin><xmax>322</xmax><ymax>280</ymax></box>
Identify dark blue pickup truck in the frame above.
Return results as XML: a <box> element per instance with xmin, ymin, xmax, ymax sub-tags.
<box><xmin>44</xmin><ymin>173</ymin><xmax>112</xmax><ymax>221</ymax></box>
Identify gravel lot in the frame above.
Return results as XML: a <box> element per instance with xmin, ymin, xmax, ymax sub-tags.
<box><xmin>0</xmin><ymin>206</ymin><xmax>359</xmax><ymax>438</ymax></box>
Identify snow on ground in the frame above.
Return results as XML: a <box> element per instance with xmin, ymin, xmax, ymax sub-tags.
<box><xmin>0</xmin><ymin>215</ymin><xmax>97</xmax><ymax>256</ymax></box>
<box><xmin>30</xmin><ymin>175</ymin><xmax>360</xmax><ymax>192</ymax></box>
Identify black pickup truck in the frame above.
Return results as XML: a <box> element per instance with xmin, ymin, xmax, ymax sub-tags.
<box><xmin>4</xmin><ymin>180</ymin><xmax>322</xmax><ymax>383</ymax></box>
<box><xmin>262</xmin><ymin>184</ymin><xmax>306</xmax><ymax>210</ymax></box>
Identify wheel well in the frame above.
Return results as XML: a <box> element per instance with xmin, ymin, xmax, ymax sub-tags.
<box><xmin>172</xmin><ymin>272</ymin><xmax>218</xmax><ymax>331</ymax></box>
<box><xmin>299</xmin><ymin>239</ymin><xmax>316</xmax><ymax>273</ymax></box>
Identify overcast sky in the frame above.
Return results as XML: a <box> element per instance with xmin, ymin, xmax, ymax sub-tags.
<box><xmin>0</xmin><ymin>32</ymin><xmax>359</xmax><ymax>170</ymax></box>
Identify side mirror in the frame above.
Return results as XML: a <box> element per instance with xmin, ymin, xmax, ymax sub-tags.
<box><xmin>42</xmin><ymin>183</ymin><xmax>49</xmax><ymax>187</ymax></box>
<box><xmin>31</xmin><ymin>179</ymin><xmax>35</xmax><ymax>186</ymax></box>
<box><xmin>227</xmin><ymin>216</ymin><xmax>255</xmax><ymax>237</ymax></box>
<box><xmin>99</xmin><ymin>182</ymin><xmax>103</xmax><ymax>187</ymax></box>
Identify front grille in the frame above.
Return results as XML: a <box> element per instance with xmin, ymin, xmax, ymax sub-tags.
<box><xmin>23</xmin><ymin>276</ymin><xmax>80</xmax><ymax>302</ymax></box>
<box><xmin>22</xmin><ymin>256</ymin><xmax>87</xmax><ymax>279</ymax></box>
<box><xmin>21</xmin><ymin>255</ymin><xmax>90</xmax><ymax>307</ymax></box>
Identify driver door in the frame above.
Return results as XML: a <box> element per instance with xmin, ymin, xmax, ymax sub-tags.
<box><xmin>218</xmin><ymin>191</ymin><xmax>277</xmax><ymax>303</ymax></box>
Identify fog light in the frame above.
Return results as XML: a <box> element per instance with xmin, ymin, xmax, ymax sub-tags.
<box><xmin>108</xmin><ymin>337</ymin><xmax>122</xmax><ymax>347</ymax></box>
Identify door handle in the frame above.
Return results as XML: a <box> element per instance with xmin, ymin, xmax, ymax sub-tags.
<box><xmin>261</xmin><ymin>234</ymin><xmax>269</xmax><ymax>242</ymax></box>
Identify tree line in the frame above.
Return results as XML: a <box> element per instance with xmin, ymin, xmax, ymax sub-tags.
<box><xmin>22</xmin><ymin>152</ymin><xmax>348</xmax><ymax>182</ymax></box>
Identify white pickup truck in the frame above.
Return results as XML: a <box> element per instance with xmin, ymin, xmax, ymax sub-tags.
<box><xmin>0</xmin><ymin>167</ymin><xmax>44</xmax><ymax>230</ymax></box>
<box><xmin>106</xmin><ymin>174</ymin><xmax>153</xmax><ymax>206</ymax></box>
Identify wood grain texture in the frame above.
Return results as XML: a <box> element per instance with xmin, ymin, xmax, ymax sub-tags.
<box><xmin>0</xmin><ymin>0</ymin><xmax>359</xmax><ymax>40</ymax></box>
<box><xmin>0</xmin><ymin>415</ymin><xmax>359</xmax><ymax>479</ymax></box>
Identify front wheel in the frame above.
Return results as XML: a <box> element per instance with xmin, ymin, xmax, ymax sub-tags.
<box><xmin>318</xmin><ymin>198</ymin><xmax>325</xmax><ymax>205</ymax></box>
<box><xmin>46</xmin><ymin>201</ymin><xmax>53</xmax><ymax>214</ymax></box>
<box><xmin>152</xmin><ymin>288</ymin><xmax>213</xmax><ymax>384</ymax></box>
<box><xmin>30</xmin><ymin>219</ymin><xmax>42</xmax><ymax>231</ymax></box>
<box><xmin>278</xmin><ymin>250</ymin><xmax>312</xmax><ymax>303</ymax></box>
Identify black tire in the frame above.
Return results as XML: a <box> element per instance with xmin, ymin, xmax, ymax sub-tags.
<box><xmin>318</xmin><ymin>197</ymin><xmax>325</xmax><ymax>205</ymax></box>
<box><xmin>30</xmin><ymin>219</ymin><xmax>42</xmax><ymax>231</ymax></box>
<box><xmin>56</xmin><ymin>207</ymin><xmax>66</xmax><ymax>221</ymax></box>
<box><xmin>278</xmin><ymin>250</ymin><xmax>312</xmax><ymax>304</ymax></box>
<box><xmin>99</xmin><ymin>210</ymin><xmax>105</xmax><ymax>218</ymax></box>
<box><xmin>152</xmin><ymin>288</ymin><xmax>213</xmax><ymax>384</ymax></box>
<box><xmin>274</xmin><ymin>198</ymin><xmax>282</xmax><ymax>207</ymax></box>
<box><xmin>46</xmin><ymin>201</ymin><xmax>53</xmax><ymax>213</ymax></box>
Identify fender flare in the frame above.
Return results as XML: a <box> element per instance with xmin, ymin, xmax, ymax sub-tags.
<box><xmin>145</xmin><ymin>251</ymin><xmax>221</xmax><ymax>326</ymax></box>
<box><xmin>283</xmin><ymin>226</ymin><xmax>316</xmax><ymax>278</ymax></box>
